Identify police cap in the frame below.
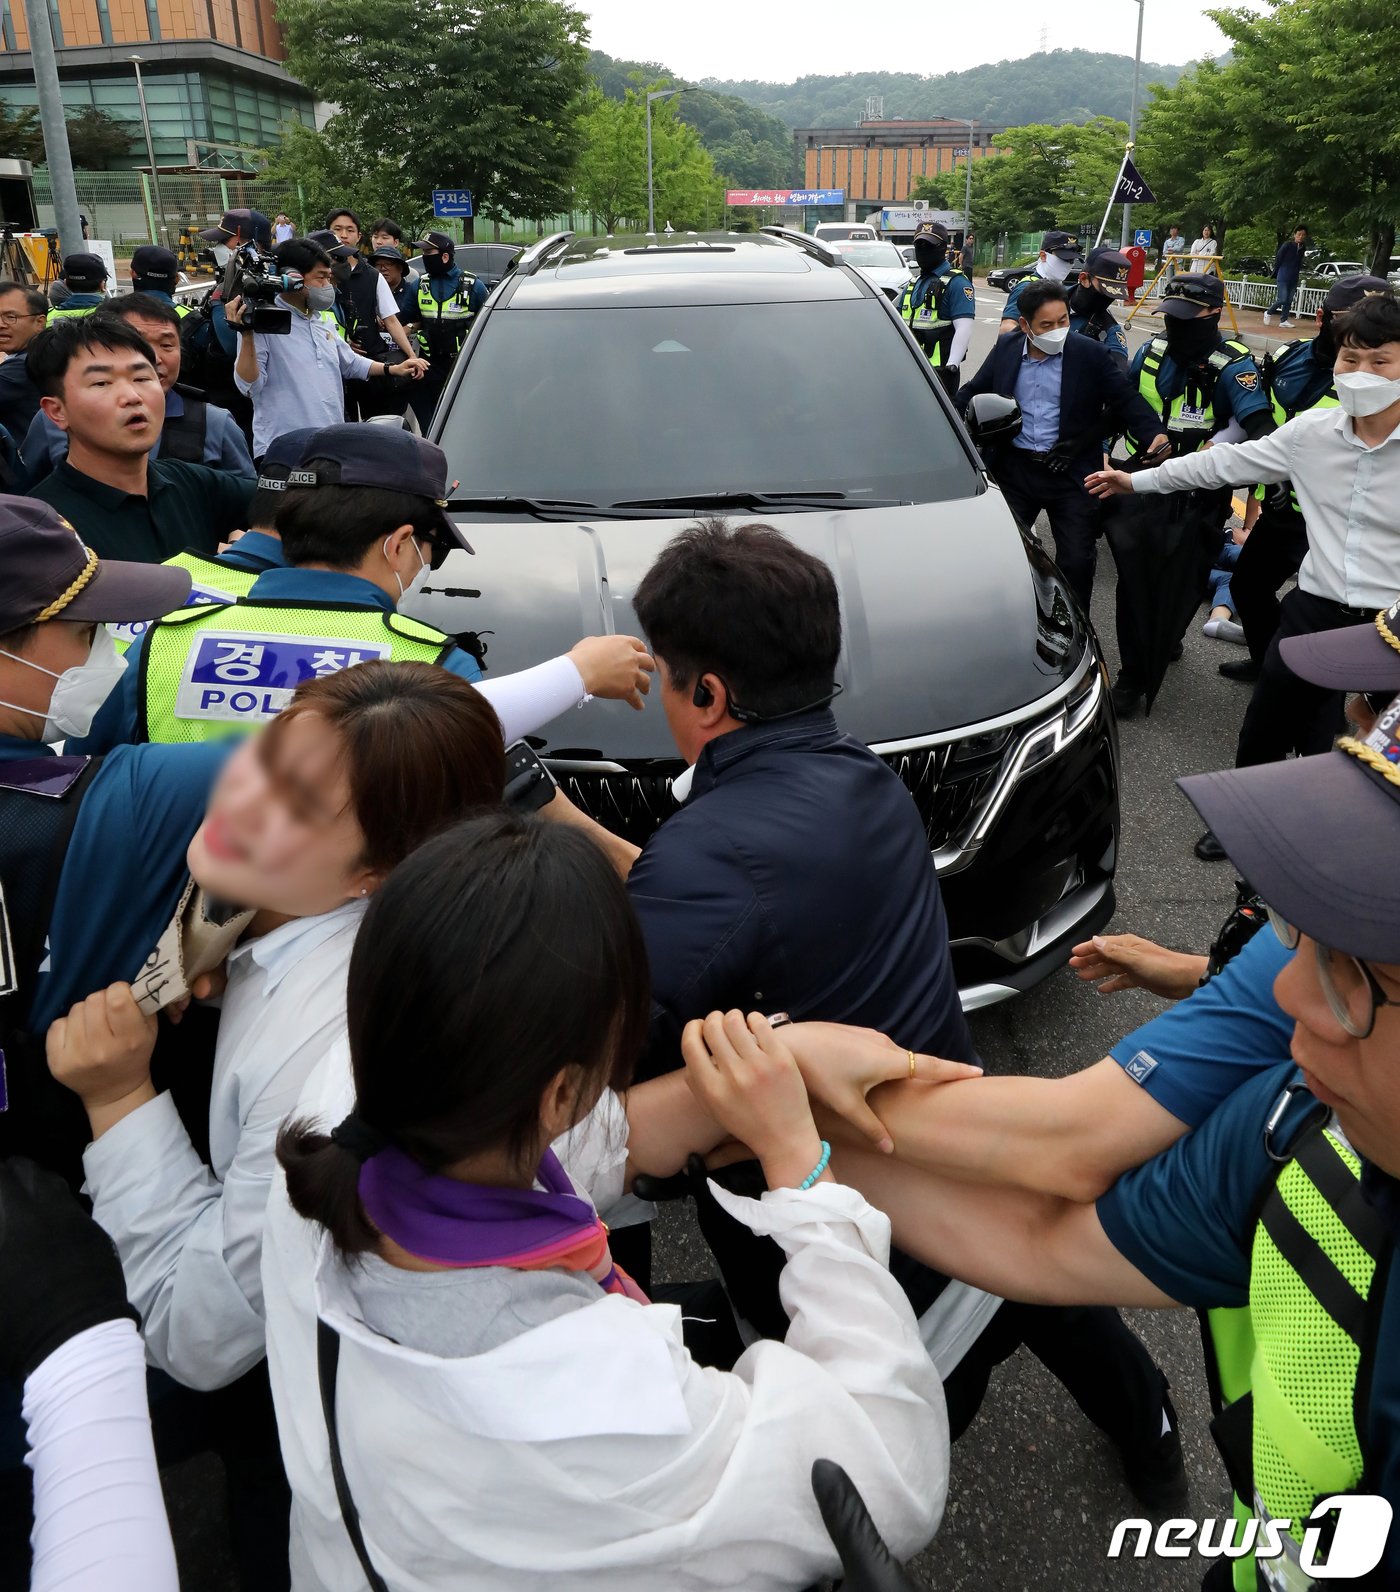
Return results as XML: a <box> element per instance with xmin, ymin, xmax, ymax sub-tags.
<box><xmin>912</xmin><ymin>219</ymin><xmax>950</xmax><ymax>243</ymax></box>
<box><xmin>414</xmin><ymin>231</ymin><xmax>456</xmax><ymax>258</ymax></box>
<box><xmin>1324</xmin><ymin>275</ymin><xmax>1393</xmax><ymax>314</ymax></box>
<box><xmin>289</xmin><ymin>425</ymin><xmax>474</xmax><ymax>559</ymax></box>
<box><xmin>307</xmin><ymin>229</ymin><xmax>358</xmax><ymax>262</ymax></box>
<box><xmin>197</xmin><ymin>208</ymin><xmax>272</xmax><ymax>249</ymax></box>
<box><xmin>0</xmin><ymin>497</ymin><xmax>189</xmax><ymax>630</ymax></box>
<box><xmin>1041</xmin><ymin>229</ymin><xmax>1083</xmax><ymax>264</ymax></box>
<box><xmin>1083</xmin><ymin>246</ymin><xmax>1132</xmax><ymax>289</ymax></box>
<box><xmin>1282</xmin><ymin>594</ymin><xmax>1400</xmax><ymax>696</ymax></box>
<box><xmin>1157</xmin><ymin>272</ymin><xmax>1225</xmax><ymax>317</ymax></box>
<box><xmin>61</xmin><ymin>252</ymin><xmax>108</xmax><ymax>290</ymax></box>
<box><xmin>129</xmin><ymin>245</ymin><xmax>179</xmax><ymax>292</ymax></box>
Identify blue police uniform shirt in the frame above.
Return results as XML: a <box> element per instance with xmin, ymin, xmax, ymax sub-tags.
<box><xmin>422</xmin><ymin>265</ymin><xmax>488</xmax><ymax>315</ymax></box>
<box><xmin>0</xmin><ymin>734</ymin><xmax>233</xmax><ymax>1032</ymax></box>
<box><xmin>71</xmin><ymin>564</ymin><xmax>482</xmax><ymax>754</ymax></box>
<box><xmin>1001</xmin><ymin>275</ymin><xmax>1045</xmax><ymax>324</ymax></box>
<box><xmin>1099</xmin><ymin>1060</ymin><xmax>1400</xmax><ymax>1582</ymax></box>
<box><xmin>1069</xmin><ymin>309</ymin><xmax>1129</xmax><ymax>365</ymax></box>
<box><xmin>1109</xmin><ymin>926</ymin><xmax>1294</xmax><ymax>1128</ymax></box>
<box><xmin>1128</xmin><ymin>336</ymin><xmax>1271</xmax><ymax>430</ymax></box>
<box><xmin>1271</xmin><ymin>339</ymin><xmax>1335</xmax><ymax>416</ymax></box>
<box><xmin>908</xmin><ymin>259</ymin><xmax>976</xmax><ymax>321</ymax></box>
<box><xmin>215</xmin><ymin>530</ymin><xmax>285</xmax><ymax>574</ymax></box>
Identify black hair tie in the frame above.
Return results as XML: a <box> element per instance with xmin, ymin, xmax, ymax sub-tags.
<box><xmin>330</xmin><ymin>1113</ymin><xmax>388</xmax><ymax>1163</ymax></box>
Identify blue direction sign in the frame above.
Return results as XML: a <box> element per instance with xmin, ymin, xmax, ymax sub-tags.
<box><xmin>432</xmin><ymin>189</ymin><xmax>474</xmax><ymax>219</ymax></box>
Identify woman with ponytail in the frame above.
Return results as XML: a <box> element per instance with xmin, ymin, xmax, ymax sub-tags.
<box><xmin>262</xmin><ymin>811</ymin><xmax>956</xmax><ymax>1592</ymax></box>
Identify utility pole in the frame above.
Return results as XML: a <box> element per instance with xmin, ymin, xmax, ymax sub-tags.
<box><xmin>646</xmin><ymin>88</ymin><xmax>682</xmax><ymax>236</ymax></box>
<box><xmin>20</xmin><ymin>0</ymin><xmax>83</xmax><ymax>261</ymax></box>
<box><xmin>130</xmin><ymin>56</ymin><xmax>167</xmax><ymax>245</ymax></box>
<box><xmin>963</xmin><ymin>120</ymin><xmax>975</xmax><ymax>256</ymax></box>
<box><xmin>1120</xmin><ymin>0</ymin><xmax>1145</xmax><ymax>249</ymax></box>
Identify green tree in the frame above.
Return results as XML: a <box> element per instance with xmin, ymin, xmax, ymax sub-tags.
<box><xmin>962</xmin><ymin>117</ymin><xmax>1127</xmax><ymax>234</ymax></box>
<box><xmin>575</xmin><ymin>84</ymin><xmax>723</xmax><ymax>232</ymax></box>
<box><xmin>0</xmin><ymin>102</ymin><xmax>44</xmax><ymax>165</ymax></box>
<box><xmin>64</xmin><ymin>107</ymin><xmax>135</xmax><ymax>170</ymax></box>
<box><xmin>909</xmin><ymin>174</ymin><xmax>957</xmax><ymax>208</ymax></box>
<box><xmin>276</xmin><ymin>0</ymin><xmax>590</xmax><ymax>234</ymax></box>
<box><xmin>263</xmin><ymin>121</ymin><xmax>434</xmax><ymax>237</ymax></box>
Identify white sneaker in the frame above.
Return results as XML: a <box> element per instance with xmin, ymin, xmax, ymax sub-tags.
<box><xmin>1263</xmin><ymin>312</ymin><xmax>1273</xmax><ymax>325</ymax></box>
<box><xmin>1281</xmin><ymin>320</ymin><xmax>1296</xmax><ymax>328</ymax></box>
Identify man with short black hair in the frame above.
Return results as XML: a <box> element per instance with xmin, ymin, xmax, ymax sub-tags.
<box><xmin>24</xmin><ymin>319</ymin><xmax>252</xmax><ymax>564</ymax></box>
<box><xmin>228</xmin><ymin>238</ymin><xmax>423</xmax><ymax>459</ymax></box>
<box><xmin>957</xmin><ymin>281</ymin><xmax>1166</xmax><ymax>611</ymax></box>
<box><xmin>22</xmin><ymin>296</ymin><xmax>253</xmax><ymax>479</ymax></box>
<box><xmin>1265</xmin><ymin>224</ymin><xmax>1310</xmax><ymax>328</ymax></box>
<box><xmin>0</xmin><ymin>281</ymin><xmax>48</xmax><ymax>439</ymax></box>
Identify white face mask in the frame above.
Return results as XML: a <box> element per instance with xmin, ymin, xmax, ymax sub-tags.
<box><xmin>1029</xmin><ymin>326</ymin><xmax>1071</xmax><ymax>355</ymax></box>
<box><xmin>385</xmin><ymin>536</ymin><xmax>431</xmax><ymax>603</ymax></box>
<box><xmin>1333</xmin><ymin>370</ymin><xmax>1400</xmax><ymax>418</ymax></box>
<box><xmin>0</xmin><ymin>626</ymin><xmax>128</xmax><ymax>743</ymax></box>
<box><xmin>1040</xmin><ymin>254</ymin><xmax>1075</xmax><ymax>284</ymax></box>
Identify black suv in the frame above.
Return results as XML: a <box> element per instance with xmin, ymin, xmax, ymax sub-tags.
<box><xmin>411</xmin><ymin>230</ymin><xmax>1119</xmax><ymax>1007</ymax></box>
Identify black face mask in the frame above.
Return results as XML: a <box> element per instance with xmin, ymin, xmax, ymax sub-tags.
<box><xmin>424</xmin><ymin>252</ymin><xmax>455</xmax><ymax>279</ymax></box>
<box><xmin>1165</xmin><ymin>314</ymin><xmax>1221</xmax><ymax>365</ymax></box>
<box><xmin>913</xmin><ymin>239</ymin><xmax>947</xmax><ymax>273</ymax></box>
<box><xmin>1070</xmin><ymin>282</ymin><xmax>1112</xmax><ymax>317</ymax></box>
<box><xmin>1313</xmin><ymin>315</ymin><xmax>1338</xmax><ymax>368</ymax></box>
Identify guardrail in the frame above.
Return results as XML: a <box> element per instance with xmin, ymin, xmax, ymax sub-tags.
<box><xmin>1221</xmin><ymin>277</ymin><xmax>1327</xmax><ymax>318</ymax></box>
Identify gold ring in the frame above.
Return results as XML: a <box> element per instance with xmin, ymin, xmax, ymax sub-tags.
<box><xmin>908</xmin><ymin>1049</ymin><xmax>917</xmax><ymax>1079</ymax></box>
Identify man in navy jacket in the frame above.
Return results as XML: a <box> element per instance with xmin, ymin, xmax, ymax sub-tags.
<box><xmin>958</xmin><ymin>278</ymin><xmax>1167</xmax><ymax>611</ymax></box>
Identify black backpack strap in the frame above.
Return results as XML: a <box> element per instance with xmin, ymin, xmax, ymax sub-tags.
<box><xmin>316</xmin><ymin>1319</ymin><xmax>390</xmax><ymax>1592</ymax></box>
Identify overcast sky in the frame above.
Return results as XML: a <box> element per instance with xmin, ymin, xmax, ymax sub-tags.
<box><xmin>580</xmin><ymin>0</ymin><xmax>1255</xmax><ymax>83</ymax></box>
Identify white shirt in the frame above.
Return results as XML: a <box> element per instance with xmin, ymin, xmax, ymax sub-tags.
<box><xmin>262</xmin><ymin>1042</ymin><xmax>948</xmax><ymax>1591</ymax></box>
<box><xmin>1190</xmin><ymin>236</ymin><xmax>1216</xmax><ymax>257</ymax></box>
<box><xmin>83</xmin><ymin>903</ymin><xmax>361</xmax><ymax>1391</ymax></box>
<box><xmin>1132</xmin><ymin>406</ymin><xmax>1400</xmax><ymax>609</ymax></box>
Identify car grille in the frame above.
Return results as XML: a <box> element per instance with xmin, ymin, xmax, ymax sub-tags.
<box><xmin>555</xmin><ymin>746</ymin><xmax>1001</xmax><ymax>854</ymax></box>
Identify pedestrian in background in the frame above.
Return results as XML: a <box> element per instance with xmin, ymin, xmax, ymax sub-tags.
<box><xmin>1264</xmin><ymin>224</ymin><xmax>1309</xmax><ymax>328</ymax></box>
<box><xmin>272</xmin><ymin>212</ymin><xmax>295</xmax><ymax>246</ymax></box>
<box><xmin>1189</xmin><ymin>223</ymin><xmax>1217</xmax><ymax>260</ymax></box>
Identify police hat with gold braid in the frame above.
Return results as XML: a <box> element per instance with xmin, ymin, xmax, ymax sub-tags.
<box><xmin>1281</xmin><ymin>591</ymin><xmax>1400</xmax><ymax>696</ymax></box>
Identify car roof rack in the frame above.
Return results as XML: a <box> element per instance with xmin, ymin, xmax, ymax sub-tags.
<box><xmin>513</xmin><ymin>231</ymin><xmax>576</xmax><ymax>275</ymax></box>
<box><xmin>759</xmin><ymin>226</ymin><xmax>839</xmax><ymax>265</ymax></box>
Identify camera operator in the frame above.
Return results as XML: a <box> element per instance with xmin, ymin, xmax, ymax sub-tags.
<box><xmin>227</xmin><ymin>238</ymin><xmax>422</xmax><ymax>461</ymax></box>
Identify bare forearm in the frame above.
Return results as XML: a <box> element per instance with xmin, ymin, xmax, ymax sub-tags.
<box><xmin>831</xmin><ymin>1143</ymin><xmax>1176</xmax><ymax>1307</ymax></box>
<box><xmin>541</xmin><ymin>789</ymin><xmax>641</xmax><ymax>877</ymax></box>
<box><xmin>853</xmin><ymin>1059</ymin><xmax>1190</xmax><ymax>1202</ymax></box>
<box><xmin>622</xmin><ymin>1071</ymin><xmax>728</xmax><ymax>1187</ymax></box>
<box><xmin>233</xmin><ymin>332</ymin><xmax>259</xmax><ymax>385</ymax></box>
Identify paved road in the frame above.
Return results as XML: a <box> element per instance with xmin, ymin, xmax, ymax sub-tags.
<box><xmin>162</xmin><ymin>280</ymin><xmax>1261</xmax><ymax>1588</ymax></box>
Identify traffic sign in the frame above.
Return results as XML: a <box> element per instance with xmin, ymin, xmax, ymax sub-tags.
<box><xmin>431</xmin><ymin>189</ymin><xmax>474</xmax><ymax>219</ymax></box>
<box><xmin>1134</xmin><ymin>228</ymin><xmax>1153</xmax><ymax>249</ymax></box>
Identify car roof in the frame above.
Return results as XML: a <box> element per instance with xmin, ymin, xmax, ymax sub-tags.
<box><xmin>500</xmin><ymin>231</ymin><xmax>872</xmax><ymax>308</ymax></box>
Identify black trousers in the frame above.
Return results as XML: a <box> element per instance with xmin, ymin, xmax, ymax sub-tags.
<box><xmin>993</xmin><ymin>447</ymin><xmax>1102</xmax><ymax>612</ymax></box>
<box><xmin>1231</xmin><ymin>506</ymin><xmax>1310</xmax><ymax>664</ymax></box>
<box><xmin>1235</xmin><ymin>586</ymin><xmax>1373</xmax><ymax>768</ymax></box>
<box><xmin>344</xmin><ymin>373</ymin><xmax>408</xmax><ymax>423</ymax></box>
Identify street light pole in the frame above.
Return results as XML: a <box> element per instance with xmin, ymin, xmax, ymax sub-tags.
<box><xmin>19</xmin><ymin>0</ymin><xmax>83</xmax><ymax>260</ymax></box>
<box><xmin>646</xmin><ymin>88</ymin><xmax>681</xmax><ymax>236</ymax></box>
<box><xmin>1120</xmin><ymin>0</ymin><xmax>1145</xmax><ymax>249</ymax></box>
<box><xmin>129</xmin><ymin>55</ymin><xmax>166</xmax><ymax>245</ymax></box>
<box><xmin>962</xmin><ymin>119</ymin><xmax>975</xmax><ymax>257</ymax></box>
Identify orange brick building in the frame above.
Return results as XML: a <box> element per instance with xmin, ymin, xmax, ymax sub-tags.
<box><xmin>0</xmin><ymin>0</ymin><xmax>313</xmax><ymax>165</ymax></box>
<box><xmin>796</xmin><ymin>119</ymin><xmax>1007</xmax><ymax>217</ymax></box>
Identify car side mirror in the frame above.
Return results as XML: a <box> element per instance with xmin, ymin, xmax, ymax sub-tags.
<box><xmin>966</xmin><ymin>393</ymin><xmax>1022</xmax><ymax>451</ymax></box>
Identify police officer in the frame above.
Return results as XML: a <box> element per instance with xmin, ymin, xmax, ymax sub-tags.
<box><xmin>895</xmin><ymin>219</ymin><xmax>975</xmax><ymax>388</ymax></box>
<box><xmin>1109</xmin><ymin>271</ymin><xmax>1273</xmax><ymax>718</ymax></box>
<box><xmin>1221</xmin><ymin>274</ymin><xmax>1390</xmax><ymax>688</ymax></box>
<box><xmin>1068</xmin><ymin>245</ymin><xmax>1133</xmax><ymax>369</ymax></box>
<box><xmin>45</xmin><ymin>253</ymin><xmax>108</xmax><ymax>325</ymax></box>
<box><xmin>998</xmin><ymin>229</ymin><xmax>1084</xmax><ymax>332</ymax></box>
<box><xmin>128</xmin><ymin>245</ymin><xmax>189</xmax><ymax>318</ymax></box>
<box><xmin>410</xmin><ymin>230</ymin><xmax>487</xmax><ymax>425</ymax></box>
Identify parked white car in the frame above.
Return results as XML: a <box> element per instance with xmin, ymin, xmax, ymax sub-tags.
<box><xmin>832</xmin><ymin>240</ymin><xmax>916</xmax><ymax>301</ymax></box>
<box><xmin>1312</xmin><ymin>260</ymin><xmax>1366</xmax><ymax>279</ymax></box>
<box><xmin>812</xmin><ymin>222</ymin><xmax>877</xmax><ymax>244</ymax></box>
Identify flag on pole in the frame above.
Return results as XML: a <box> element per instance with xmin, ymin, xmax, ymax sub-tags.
<box><xmin>1114</xmin><ymin>158</ymin><xmax>1156</xmax><ymax>205</ymax></box>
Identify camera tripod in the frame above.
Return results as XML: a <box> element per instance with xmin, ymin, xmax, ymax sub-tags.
<box><xmin>0</xmin><ymin>225</ymin><xmax>58</xmax><ymax>290</ymax></box>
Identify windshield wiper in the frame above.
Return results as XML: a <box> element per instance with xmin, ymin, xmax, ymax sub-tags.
<box><xmin>443</xmin><ymin>494</ymin><xmax>612</xmax><ymax>520</ymax></box>
<box><xmin>607</xmin><ymin>490</ymin><xmax>906</xmax><ymax>512</ymax></box>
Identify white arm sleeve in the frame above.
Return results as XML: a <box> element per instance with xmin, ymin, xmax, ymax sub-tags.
<box><xmin>947</xmin><ymin>317</ymin><xmax>974</xmax><ymax>368</ymax></box>
<box><xmin>1131</xmin><ymin>424</ymin><xmax>1294</xmax><ymax>494</ymax></box>
<box><xmin>24</xmin><ymin>1320</ymin><xmax>178</xmax><ymax>1592</ymax></box>
<box><xmin>474</xmin><ymin>654</ymin><xmax>587</xmax><ymax>743</ymax></box>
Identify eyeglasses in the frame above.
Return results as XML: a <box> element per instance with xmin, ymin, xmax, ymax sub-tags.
<box><xmin>0</xmin><ymin>311</ymin><xmax>42</xmax><ymax>326</ymax></box>
<box><xmin>1265</xmin><ymin>906</ymin><xmax>1400</xmax><ymax>1039</ymax></box>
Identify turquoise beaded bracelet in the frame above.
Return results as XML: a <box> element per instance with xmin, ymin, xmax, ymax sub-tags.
<box><xmin>799</xmin><ymin>1140</ymin><xmax>832</xmax><ymax>1191</ymax></box>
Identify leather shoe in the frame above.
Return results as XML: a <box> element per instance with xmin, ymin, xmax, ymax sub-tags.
<box><xmin>1194</xmin><ymin>829</ymin><xmax>1228</xmax><ymax>862</ymax></box>
<box><xmin>1110</xmin><ymin>678</ymin><xmax>1143</xmax><ymax>718</ymax></box>
<box><xmin>1219</xmin><ymin>656</ymin><xmax>1261</xmax><ymax>682</ymax></box>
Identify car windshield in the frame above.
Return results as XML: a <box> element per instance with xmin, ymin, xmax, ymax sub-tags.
<box><xmin>436</xmin><ymin>299</ymin><xmax>978</xmax><ymax>511</ymax></box>
<box><xmin>818</xmin><ymin>226</ymin><xmax>874</xmax><ymax>241</ymax></box>
<box><xmin>837</xmin><ymin>244</ymin><xmax>907</xmax><ymax>268</ymax></box>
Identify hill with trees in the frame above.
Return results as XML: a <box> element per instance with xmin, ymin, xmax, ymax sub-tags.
<box><xmin>589</xmin><ymin>50</ymin><xmax>794</xmax><ymax>186</ymax></box>
<box><xmin>700</xmin><ymin>50</ymin><xmax>1187</xmax><ymax>130</ymax></box>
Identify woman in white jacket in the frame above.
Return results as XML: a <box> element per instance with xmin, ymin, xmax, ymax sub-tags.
<box><xmin>263</xmin><ymin>811</ymin><xmax>954</xmax><ymax>1591</ymax></box>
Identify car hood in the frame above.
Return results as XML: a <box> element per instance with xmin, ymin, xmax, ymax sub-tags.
<box><xmin>407</xmin><ymin>494</ymin><xmax>1085</xmax><ymax>761</ymax></box>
